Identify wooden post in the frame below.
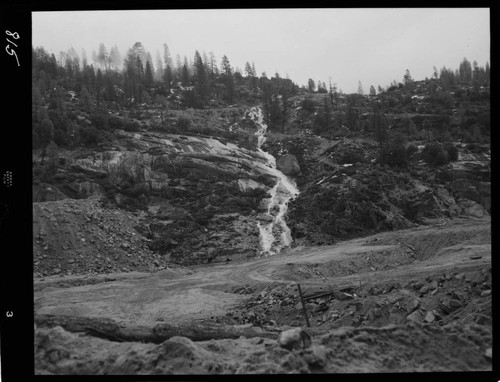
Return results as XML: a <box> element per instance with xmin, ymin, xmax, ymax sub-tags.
<box><xmin>297</xmin><ymin>283</ymin><xmax>310</xmax><ymax>327</ymax></box>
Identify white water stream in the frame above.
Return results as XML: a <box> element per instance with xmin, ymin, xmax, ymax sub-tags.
<box><xmin>244</xmin><ymin>107</ymin><xmax>300</xmax><ymax>256</ymax></box>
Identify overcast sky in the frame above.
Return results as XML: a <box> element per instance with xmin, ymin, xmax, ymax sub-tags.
<box><xmin>32</xmin><ymin>8</ymin><xmax>490</xmax><ymax>93</ymax></box>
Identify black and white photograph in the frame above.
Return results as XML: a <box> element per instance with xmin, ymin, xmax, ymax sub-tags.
<box><xmin>25</xmin><ymin>7</ymin><xmax>492</xmax><ymax>375</ymax></box>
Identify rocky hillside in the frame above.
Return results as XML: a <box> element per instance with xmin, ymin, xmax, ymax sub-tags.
<box><xmin>32</xmin><ymin>72</ymin><xmax>490</xmax><ymax>273</ymax></box>
<box><xmin>33</xmin><ymin>107</ymin><xmax>303</xmax><ymax>272</ymax></box>
<box><xmin>261</xmin><ymin>133</ymin><xmax>490</xmax><ymax>246</ymax></box>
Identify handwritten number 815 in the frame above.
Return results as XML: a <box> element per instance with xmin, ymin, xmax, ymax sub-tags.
<box><xmin>5</xmin><ymin>30</ymin><xmax>20</xmax><ymax>67</ymax></box>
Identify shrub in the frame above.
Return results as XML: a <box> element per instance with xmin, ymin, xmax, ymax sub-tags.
<box><xmin>300</xmin><ymin>98</ymin><xmax>316</xmax><ymax>113</ymax></box>
<box><xmin>108</xmin><ymin>115</ymin><xmax>122</xmax><ymax>129</ymax></box>
<box><xmin>379</xmin><ymin>141</ymin><xmax>408</xmax><ymax>168</ymax></box>
<box><xmin>176</xmin><ymin>116</ymin><xmax>192</xmax><ymax>131</ymax></box>
<box><xmin>89</xmin><ymin>113</ymin><xmax>109</xmax><ymax>130</ymax></box>
<box><xmin>339</xmin><ymin>149</ymin><xmax>364</xmax><ymax>165</ymax></box>
<box><xmin>123</xmin><ymin>120</ymin><xmax>141</xmax><ymax>131</ymax></box>
<box><xmin>53</xmin><ymin>129</ymin><xmax>71</xmax><ymax>147</ymax></box>
<box><xmin>80</xmin><ymin>126</ymin><xmax>101</xmax><ymax>145</ymax></box>
<box><xmin>406</xmin><ymin>144</ymin><xmax>419</xmax><ymax>159</ymax></box>
<box><xmin>422</xmin><ymin>143</ymin><xmax>449</xmax><ymax>166</ymax></box>
<box><xmin>446</xmin><ymin>144</ymin><xmax>459</xmax><ymax>161</ymax></box>
<box><xmin>149</xmin><ymin>237</ymin><xmax>178</xmax><ymax>254</ymax></box>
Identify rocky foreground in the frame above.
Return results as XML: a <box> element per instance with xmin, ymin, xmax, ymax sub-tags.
<box><xmin>35</xmin><ymin>321</ymin><xmax>491</xmax><ymax>374</ymax></box>
<box><xmin>34</xmin><ymin>217</ymin><xmax>491</xmax><ymax>374</ymax></box>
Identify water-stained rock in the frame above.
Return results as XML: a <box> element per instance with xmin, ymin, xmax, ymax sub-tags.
<box><xmin>277</xmin><ymin>154</ymin><xmax>301</xmax><ymax>176</ymax></box>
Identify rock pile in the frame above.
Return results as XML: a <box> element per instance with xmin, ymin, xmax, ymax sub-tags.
<box><xmin>33</xmin><ymin>197</ymin><xmax>168</xmax><ymax>277</ymax></box>
<box><xmin>218</xmin><ymin>267</ymin><xmax>491</xmax><ymax>330</ymax></box>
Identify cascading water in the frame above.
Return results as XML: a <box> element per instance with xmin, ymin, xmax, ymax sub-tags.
<box><xmin>244</xmin><ymin>107</ymin><xmax>300</xmax><ymax>256</ymax></box>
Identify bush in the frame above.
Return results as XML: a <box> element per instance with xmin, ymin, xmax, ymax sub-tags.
<box><xmin>89</xmin><ymin>113</ymin><xmax>109</xmax><ymax>130</ymax></box>
<box><xmin>339</xmin><ymin>149</ymin><xmax>364</xmax><ymax>165</ymax></box>
<box><xmin>422</xmin><ymin>143</ymin><xmax>449</xmax><ymax>166</ymax></box>
<box><xmin>149</xmin><ymin>237</ymin><xmax>178</xmax><ymax>254</ymax></box>
<box><xmin>379</xmin><ymin>141</ymin><xmax>408</xmax><ymax>168</ymax></box>
<box><xmin>182</xmin><ymin>90</ymin><xmax>204</xmax><ymax>109</ymax></box>
<box><xmin>123</xmin><ymin>120</ymin><xmax>141</xmax><ymax>131</ymax></box>
<box><xmin>108</xmin><ymin>115</ymin><xmax>122</xmax><ymax>129</ymax></box>
<box><xmin>176</xmin><ymin>116</ymin><xmax>192</xmax><ymax>131</ymax></box>
<box><xmin>300</xmin><ymin>98</ymin><xmax>316</xmax><ymax>113</ymax></box>
<box><xmin>80</xmin><ymin>126</ymin><xmax>101</xmax><ymax>145</ymax></box>
<box><xmin>406</xmin><ymin>144</ymin><xmax>419</xmax><ymax>159</ymax></box>
<box><xmin>53</xmin><ymin>128</ymin><xmax>71</xmax><ymax>147</ymax></box>
<box><xmin>446</xmin><ymin>144</ymin><xmax>459</xmax><ymax>161</ymax></box>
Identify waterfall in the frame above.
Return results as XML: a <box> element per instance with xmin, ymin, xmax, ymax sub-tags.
<box><xmin>245</xmin><ymin>107</ymin><xmax>300</xmax><ymax>256</ymax></box>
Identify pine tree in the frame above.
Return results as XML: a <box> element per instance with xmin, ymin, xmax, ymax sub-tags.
<box><xmin>221</xmin><ymin>55</ymin><xmax>232</xmax><ymax>76</ymax></box>
<box><xmin>403</xmin><ymin>69</ymin><xmax>413</xmax><ymax>85</ymax></box>
<box><xmin>145</xmin><ymin>60</ymin><xmax>154</xmax><ymax>88</ymax></box>
<box><xmin>369</xmin><ymin>85</ymin><xmax>376</xmax><ymax>96</ymax></box>
<box><xmin>163</xmin><ymin>43</ymin><xmax>172</xmax><ymax>69</ymax></box>
<box><xmin>357</xmin><ymin>81</ymin><xmax>363</xmax><ymax>95</ymax></box>
<box><xmin>32</xmin><ymin>83</ymin><xmax>43</xmax><ymax>122</ymax></box>
<box><xmin>80</xmin><ymin>85</ymin><xmax>93</xmax><ymax>113</ymax></box>
<box><xmin>46</xmin><ymin>140</ymin><xmax>59</xmax><ymax>169</ymax></box>
<box><xmin>81</xmin><ymin>48</ymin><xmax>88</xmax><ymax>68</ymax></box>
<box><xmin>146</xmin><ymin>53</ymin><xmax>155</xmax><ymax>80</ymax></box>
<box><xmin>38</xmin><ymin>118</ymin><xmax>54</xmax><ymax>164</ymax></box>
<box><xmin>182</xmin><ymin>64</ymin><xmax>190</xmax><ymax>86</ymax></box>
<box><xmin>459</xmin><ymin>57</ymin><xmax>472</xmax><ymax>83</ymax></box>
<box><xmin>221</xmin><ymin>55</ymin><xmax>235</xmax><ymax>102</ymax></box>
<box><xmin>164</xmin><ymin>65</ymin><xmax>173</xmax><ymax>90</ymax></box>
<box><xmin>307</xmin><ymin>78</ymin><xmax>315</xmax><ymax>92</ymax></box>
<box><xmin>141</xmin><ymin>90</ymin><xmax>152</xmax><ymax>111</ymax></box>
<box><xmin>95</xmin><ymin>69</ymin><xmax>104</xmax><ymax>103</ymax></box>
<box><xmin>109</xmin><ymin>45</ymin><xmax>121</xmax><ymax>70</ymax></box>
<box><xmin>328</xmin><ymin>79</ymin><xmax>338</xmax><ymax>108</ymax></box>
<box><xmin>193</xmin><ymin>50</ymin><xmax>209</xmax><ymax>102</ymax></box>
<box><xmin>175</xmin><ymin>54</ymin><xmax>183</xmax><ymax>81</ymax></box>
<box><xmin>155</xmin><ymin>51</ymin><xmax>164</xmax><ymax>82</ymax></box>
<box><xmin>155</xmin><ymin>94</ymin><xmax>168</xmax><ymax>127</ymax></box>
<box><xmin>97</xmin><ymin>43</ymin><xmax>109</xmax><ymax>71</ymax></box>
<box><xmin>472</xmin><ymin>60</ymin><xmax>482</xmax><ymax>85</ymax></box>
<box><xmin>245</xmin><ymin>62</ymin><xmax>253</xmax><ymax>77</ymax></box>
<box><xmin>208</xmin><ymin>52</ymin><xmax>217</xmax><ymax>80</ymax></box>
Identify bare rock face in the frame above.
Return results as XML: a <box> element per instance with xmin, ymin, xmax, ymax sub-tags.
<box><xmin>33</xmin><ymin>184</ymin><xmax>69</xmax><ymax>202</ymax></box>
<box><xmin>277</xmin><ymin>154</ymin><xmax>301</xmax><ymax>176</ymax></box>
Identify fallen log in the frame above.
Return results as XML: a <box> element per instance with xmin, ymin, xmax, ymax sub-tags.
<box><xmin>35</xmin><ymin>314</ymin><xmax>283</xmax><ymax>344</ymax></box>
<box><xmin>303</xmin><ymin>286</ymin><xmax>354</xmax><ymax>301</ymax></box>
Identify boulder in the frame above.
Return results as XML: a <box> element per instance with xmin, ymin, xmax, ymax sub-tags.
<box><xmin>457</xmin><ymin>198</ymin><xmax>486</xmax><ymax>218</ymax></box>
<box><xmin>424</xmin><ymin>311</ymin><xmax>436</xmax><ymax>323</ymax></box>
<box><xmin>277</xmin><ymin>154</ymin><xmax>301</xmax><ymax>176</ymax></box>
<box><xmin>278</xmin><ymin>328</ymin><xmax>312</xmax><ymax>350</ymax></box>
<box><xmin>406</xmin><ymin>310</ymin><xmax>423</xmax><ymax>323</ymax></box>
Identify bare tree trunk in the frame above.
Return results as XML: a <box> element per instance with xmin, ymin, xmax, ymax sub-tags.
<box><xmin>35</xmin><ymin>314</ymin><xmax>283</xmax><ymax>343</ymax></box>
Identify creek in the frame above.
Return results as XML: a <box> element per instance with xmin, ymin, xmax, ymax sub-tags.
<box><xmin>244</xmin><ymin>107</ymin><xmax>300</xmax><ymax>256</ymax></box>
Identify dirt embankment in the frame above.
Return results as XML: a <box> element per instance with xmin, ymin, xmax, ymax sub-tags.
<box><xmin>33</xmin><ymin>197</ymin><xmax>173</xmax><ymax>277</ymax></box>
<box><xmin>35</xmin><ymin>321</ymin><xmax>492</xmax><ymax>374</ymax></box>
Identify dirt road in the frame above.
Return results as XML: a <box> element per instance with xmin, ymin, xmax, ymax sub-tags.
<box><xmin>34</xmin><ymin>217</ymin><xmax>490</xmax><ymax>325</ymax></box>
